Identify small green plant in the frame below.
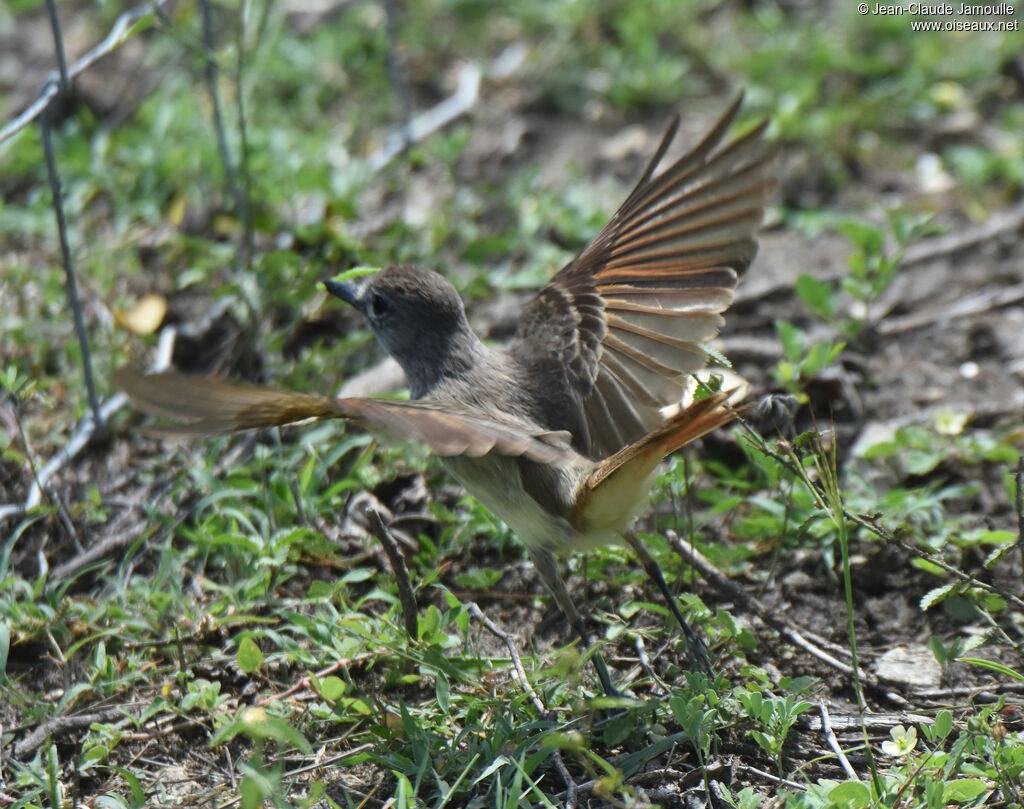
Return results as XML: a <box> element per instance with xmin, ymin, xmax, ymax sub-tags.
<box><xmin>734</xmin><ymin>689</ymin><xmax>812</xmax><ymax>774</ymax></box>
<box><xmin>795</xmin><ymin>211</ymin><xmax>939</xmax><ymax>340</ymax></box>
<box><xmin>772</xmin><ymin>318</ymin><xmax>846</xmax><ymax>401</ymax></box>
<box><xmin>668</xmin><ymin>673</ymin><xmax>723</xmax><ymax>768</ymax></box>
<box><xmin>775</xmin><ymin>211</ymin><xmax>939</xmax><ymax>400</ymax></box>
<box><xmin>784</xmin><ymin>709</ymin><xmax>1008</xmax><ymax>808</ymax></box>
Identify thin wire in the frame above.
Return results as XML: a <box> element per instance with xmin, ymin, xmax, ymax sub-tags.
<box><xmin>234</xmin><ymin>0</ymin><xmax>254</xmax><ymax>266</ymax></box>
<box><xmin>39</xmin><ymin>114</ymin><xmax>104</xmax><ymax>431</ymax></box>
<box><xmin>43</xmin><ymin>0</ymin><xmax>70</xmax><ymax>90</ymax></box>
<box><xmin>39</xmin><ymin>0</ymin><xmax>102</xmax><ymax>429</ymax></box>
<box><xmin>199</xmin><ymin>0</ymin><xmax>248</xmax><ymax>274</ymax></box>
<box><xmin>0</xmin><ymin>1</ymin><xmax>167</xmax><ymax>145</ymax></box>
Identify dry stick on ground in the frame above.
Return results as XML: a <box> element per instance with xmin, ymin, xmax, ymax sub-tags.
<box><xmin>0</xmin><ymin>392</ymin><xmax>131</xmax><ymax>523</ymax></box>
<box><xmin>900</xmin><ymin>197</ymin><xmax>1024</xmax><ymax>269</ymax></box>
<box><xmin>466</xmin><ymin>602</ymin><xmax>548</xmax><ymax>716</ymax></box>
<box><xmin>819</xmin><ymin>701</ymin><xmax>859</xmax><ymax>781</ymax></box>
<box><xmin>124</xmin><ymin>717</ymin><xmax>209</xmax><ymax>743</ymax></box>
<box><xmin>208</xmin><ymin>747</ymin><xmax>377</xmax><ymax>809</ymax></box>
<box><xmin>465</xmin><ymin>603</ymin><xmax>580</xmax><ymax>809</ymax></box>
<box><xmin>0</xmin><ymin>2</ymin><xmax>167</xmax><ymax>143</ymax></box>
<box><xmin>367</xmin><ymin>61</ymin><xmax>482</xmax><ymax>171</ymax></box>
<box><xmin>0</xmin><ymin>326</ymin><xmax>176</xmax><ymax>524</ymax></box>
<box><xmin>800</xmin><ymin>628</ymin><xmax>854</xmax><ymax>660</ymax></box>
<box><xmin>731</xmin><ymin>763</ymin><xmax>807</xmax><ymax>791</ymax></box>
<box><xmin>367</xmin><ymin>509</ymin><xmax>419</xmax><ymax>639</ymax></box>
<box><xmin>43</xmin><ymin>408</ymin><xmax>258</xmax><ymax>584</ymax></box>
<box><xmin>254</xmin><ymin>653</ymin><xmax>383</xmax><ymax>707</ymax></box>
<box><xmin>876</xmin><ymin>281</ymin><xmax>1024</xmax><ymax>336</ymax></box>
<box><xmin>632</xmin><ymin>635</ymin><xmax>671</xmax><ymax>696</ymax></box>
<box><xmin>46</xmin><ymin>480</ymin><xmax>185</xmax><ymax>587</ymax></box>
<box><xmin>664</xmin><ymin>531</ymin><xmax>907</xmax><ymax>706</ymax></box>
<box><xmin>15</xmin><ymin>710</ymin><xmax>127</xmax><ymax>760</ymax></box>
<box><xmin>912</xmin><ymin>683</ymin><xmax>1024</xmax><ymax>702</ymax></box>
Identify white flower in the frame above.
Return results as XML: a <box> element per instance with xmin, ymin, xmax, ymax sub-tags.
<box><xmin>881</xmin><ymin>724</ymin><xmax>917</xmax><ymax>757</ymax></box>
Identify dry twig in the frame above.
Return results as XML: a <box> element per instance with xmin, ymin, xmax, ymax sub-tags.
<box><xmin>367</xmin><ymin>509</ymin><xmax>419</xmax><ymax>639</ymax></box>
<box><xmin>820</xmin><ymin>700</ymin><xmax>859</xmax><ymax>781</ymax></box>
<box><xmin>665</xmin><ymin>531</ymin><xmax>907</xmax><ymax>705</ymax></box>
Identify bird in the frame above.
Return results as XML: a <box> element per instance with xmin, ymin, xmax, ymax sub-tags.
<box><xmin>115</xmin><ymin>95</ymin><xmax>776</xmax><ymax>694</ymax></box>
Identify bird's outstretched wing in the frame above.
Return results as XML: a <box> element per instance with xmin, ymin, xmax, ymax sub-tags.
<box><xmin>511</xmin><ymin>95</ymin><xmax>775</xmax><ymax>458</ymax></box>
<box><xmin>113</xmin><ymin>369</ymin><xmax>576</xmax><ymax>465</ymax></box>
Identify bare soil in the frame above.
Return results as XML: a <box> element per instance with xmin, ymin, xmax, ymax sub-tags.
<box><xmin>3</xmin><ymin>12</ymin><xmax>1024</xmax><ymax>805</ymax></box>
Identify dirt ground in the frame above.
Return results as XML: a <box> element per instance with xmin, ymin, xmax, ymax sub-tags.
<box><xmin>3</xmin><ymin>7</ymin><xmax>1024</xmax><ymax>806</ymax></box>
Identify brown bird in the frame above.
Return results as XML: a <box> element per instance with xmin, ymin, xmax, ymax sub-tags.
<box><xmin>116</xmin><ymin>96</ymin><xmax>775</xmax><ymax>693</ymax></box>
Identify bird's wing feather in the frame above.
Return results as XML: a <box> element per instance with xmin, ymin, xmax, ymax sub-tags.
<box><xmin>114</xmin><ymin>369</ymin><xmax>576</xmax><ymax>465</ymax></box>
<box><xmin>511</xmin><ymin>95</ymin><xmax>776</xmax><ymax>458</ymax></box>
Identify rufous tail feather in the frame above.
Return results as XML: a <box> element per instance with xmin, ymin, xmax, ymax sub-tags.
<box><xmin>573</xmin><ymin>391</ymin><xmax>735</xmax><ymax>533</ymax></box>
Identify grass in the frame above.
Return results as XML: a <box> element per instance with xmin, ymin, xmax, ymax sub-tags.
<box><xmin>2</xmin><ymin>0</ymin><xmax>1024</xmax><ymax>807</ymax></box>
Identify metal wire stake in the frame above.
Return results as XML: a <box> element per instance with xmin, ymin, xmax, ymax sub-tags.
<box><xmin>200</xmin><ymin>0</ymin><xmax>249</xmax><ymax>272</ymax></box>
<box><xmin>39</xmin><ymin>114</ymin><xmax>104</xmax><ymax>432</ymax></box>
<box><xmin>40</xmin><ymin>0</ymin><xmax>105</xmax><ymax>435</ymax></box>
<box><xmin>44</xmin><ymin>0</ymin><xmax>70</xmax><ymax>89</ymax></box>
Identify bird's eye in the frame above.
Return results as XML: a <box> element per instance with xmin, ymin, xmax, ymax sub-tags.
<box><xmin>369</xmin><ymin>294</ymin><xmax>389</xmax><ymax>318</ymax></box>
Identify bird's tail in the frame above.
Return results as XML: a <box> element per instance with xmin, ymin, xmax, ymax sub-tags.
<box><xmin>573</xmin><ymin>391</ymin><xmax>735</xmax><ymax>533</ymax></box>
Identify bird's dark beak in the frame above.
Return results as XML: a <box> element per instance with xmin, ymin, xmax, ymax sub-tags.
<box><xmin>323</xmin><ymin>278</ymin><xmax>365</xmax><ymax>312</ymax></box>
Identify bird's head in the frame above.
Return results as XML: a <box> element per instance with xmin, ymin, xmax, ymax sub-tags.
<box><xmin>325</xmin><ymin>265</ymin><xmax>478</xmax><ymax>396</ymax></box>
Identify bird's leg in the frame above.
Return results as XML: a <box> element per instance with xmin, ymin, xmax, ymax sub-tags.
<box><xmin>624</xmin><ymin>531</ymin><xmax>712</xmax><ymax>676</ymax></box>
<box><xmin>529</xmin><ymin>547</ymin><xmax>619</xmax><ymax>697</ymax></box>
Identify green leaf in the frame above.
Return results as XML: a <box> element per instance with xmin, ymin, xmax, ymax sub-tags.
<box><xmin>543</xmin><ymin>731</ymin><xmax>586</xmax><ymax>752</ymax></box>
<box><xmin>436</xmin><ymin>670</ymin><xmax>450</xmax><ymax>713</ymax></box>
<box><xmin>110</xmin><ymin>766</ymin><xmax>147</xmax><ymax>808</ymax></box>
<box><xmin>747</xmin><ymin>729</ymin><xmax>774</xmax><ymax>756</ymax></box>
<box><xmin>215</xmin><ymin>711</ymin><xmax>313</xmax><ymax>754</ymax></box>
<box><xmin>453</xmin><ymin>567</ymin><xmax>502</xmax><ymax>590</ymax></box>
<box><xmin>942</xmin><ymin>778</ymin><xmax>988</xmax><ymax>802</ymax></box>
<box><xmin>774</xmin><ymin>319</ymin><xmax>805</xmax><ymax>363</ymax></box>
<box><xmin>905</xmin><ymin>448</ymin><xmax>942</xmax><ymax>476</ymax></box>
<box><xmin>240</xmin><ymin>774</ymin><xmax>264</xmax><ymax>809</ymax></box>
<box><xmin>930</xmin><ymin>635</ymin><xmax>951</xmax><ymax>664</ymax></box>
<box><xmin>911</xmin><ymin>558</ymin><xmax>945</xmax><ymax>576</ymax></box>
<box><xmin>934</xmin><ymin>709</ymin><xmax>953</xmax><ymax>740</ymax></box>
<box><xmin>307</xmin><ymin>580</ymin><xmax>333</xmax><ymax>599</ymax></box>
<box><xmin>320</xmin><ymin>676</ymin><xmax>346</xmax><ymax>700</ymax></box>
<box><xmin>95</xmin><ymin>797</ymin><xmax>130</xmax><ymax>809</ymax></box>
<box><xmin>955</xmin><ymin>657</ymin><xmax>1024</xmax><ymax>683</ymax></box>
<box><xmin>838</xmin><ymin>220</ymin><xmax>884</xmax><ymax>258</ymax></box>
<box><xmin>697</xmin><ymin>342</ymin><xmax>732</xmax><ymax>368</ymax></box>
<box><xmin>983</xmin><ymin>544</ymin><xmax>1016</xmax><ymax>569</ymax></box>
<box><xmin>418</xmin><ymin>604</ymin><xmax>442</xmax><ymax>639</ymax></box>
<box><xmin>603</xmin><ymin>713</ymin><xmax>635</xmax><ymax>746</ymax></box>
<box><xmin>920</xmin><ymin>583</ymin><xmax>958</xmax><ymax>610</ymax></box>
<box><xmin>237</xmin><ymin>637</ymin><xmax>264</xmax><ymax>673</ymax></box>
<box><xmin>828</xmin><ymin>780</ymin><xmax>871</xmax><ymax>807</ymax></box>
<box><xmin>338</xmin><ymin>697</ymin><xmax>374</xmax><ymax>715</ymax></box>
<box><xmin>472</xmin><ymin>755</ymin><xmax>510</xmax><ymax>784</ymax></box>
<box><xmin>0</xmin><ymin>619</ymin><xmax>8</xmax><ymax>680</ymax></box>
<box><xmin>802</xmin><ymin>339</ymin><xmax>845</xmax><ymax>377</ymax></box>
<box><xmin>795</xmin><ymin>273</ymin><xmax>836</xmax><ymax>319</ymax></box>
